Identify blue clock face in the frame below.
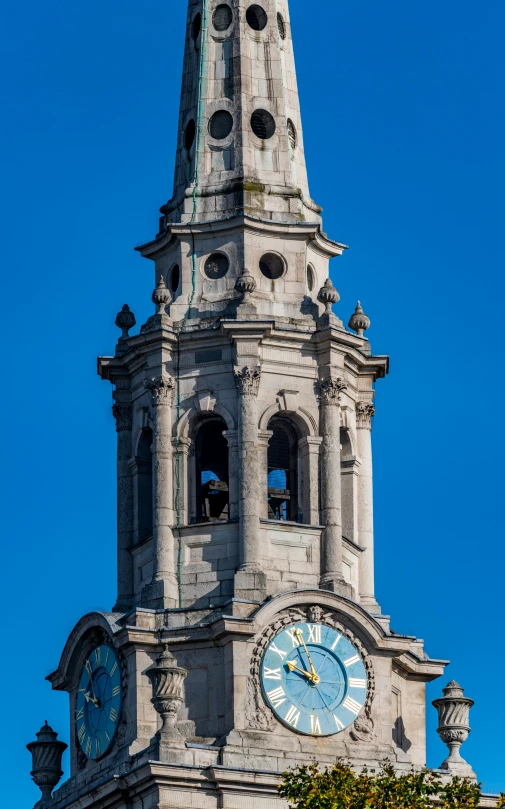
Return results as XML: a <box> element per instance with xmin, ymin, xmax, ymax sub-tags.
<box><xmin>260</xmin><ymin>622</ymin><xmax>367</xmax><ymax>736</ymax></box>
<box><xmin>75</xmin><ymin>644</ymin><xmax>123</xmax><ymax>760</ymax></box>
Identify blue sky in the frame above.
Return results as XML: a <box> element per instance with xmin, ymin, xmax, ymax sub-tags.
<box><xmin>1</xmin><ymin>0</ymin><xmax>504</xmax><ymax>803</ymax></box>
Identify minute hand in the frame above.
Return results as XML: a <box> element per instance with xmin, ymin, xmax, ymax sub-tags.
<box><xmin>295</xmin><ymin>629</ymin><xmax>317</xmax><ymax>676</ymax></box>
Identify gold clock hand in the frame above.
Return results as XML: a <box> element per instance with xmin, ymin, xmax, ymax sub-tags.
<box><xmin>295</xmin><ymin>628</ymin><xmax>318</xmax><ymax>677</ymax></box>
<box><xmin>287</xmin><ymin>661</ymin><xmax>320</xmax><ymax>684</ymax></box>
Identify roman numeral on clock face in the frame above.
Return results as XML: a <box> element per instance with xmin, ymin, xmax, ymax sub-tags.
<box><xmin>85</xmin><ymin>736</ymin><xmax>92</xmax><ymax>757</ymax></box>
<box><xmin>76</xmin><ymin>707</ymin><xmax>84</xmax><ymax>720</ymax></box>
<box><xmin>95</xmin><ymin>738</ymin><xmax>101</xmax><ymax>758</ymax></box>
<box><xmin>110</xmin><ymin>708</ymin><xmax>118</xmax><ymax>723</ymax></box>
<box><xmin>269</xmin><ymin>643</ymin><xmax>287</xmax><ymax>660</ymax></box>
<box><xmin>109</xmin><ymin>661</ymin><xmax>118</xmax><ymax>676</ymax></box>
<box><xmin>285</xmin><ymin>706</ymin><xmax>301</xmax><ymax>728</ymax></box>
<box><xmin>331</xmin><ymin>634</ymin><xmax>342</xmax><ymax>650</ymax></box>
<box><xmin>264</xmin><ymin>667</ymin><xmax>282</xmax><ymax>680</ymax></box>
<box><xmin>344</xmin><ymin>654</ymin><xmax>360</xmax><ymax>668</ymax></box>
<box><xmin>286</xmin><ymin>629</ymin><xmax>302</xmax><ymax>647</ymax></box>
<box><xmin>310</xmin><ymin>715</ymin><xmax>322</xmax><ymax>735</ymax></box>
<box><xmin>267</xmin><ymin>687</ymin><xmax>286</xmax><ymax>709</ymax></box>
<box><xmin>349</xmin><ymin>678</ymin><xmax>366</xmax><ymax>689</ymax></box>
<box><xmin>112</xmin><ymin>685</ymin><xmax>121</xmax><ymax>697</ymax></box>
<box><xmin>334</xmin><ymin>714</ymin><xmax>345</xmax><ymax>731</ymax></box>
<box><xmin>307</xmin><ymin>625</ymin><xmax>322</xmax><ymax>643</ymax></box>
<box><xmin>78</xmin><ymin>724</ymin><xmax>86</xmax><ymax>743</ymax></box>
<box><xmin>343</xmin><ymin>696</ymin><xmax>363</xmax><ymax>715</ymax></box>
<box><xmin>94</xmin><ymin>647</ymin><xmax>101</xmax><ymax>666</ymax></box>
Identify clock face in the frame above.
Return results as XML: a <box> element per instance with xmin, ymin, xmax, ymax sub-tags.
<box><xmin>75</xmin><ymin>644</ymin><xmax>123</xmax><ymax>760</ymax></box>
<box><xmin>260</xmin><ymin>622</ymin><xmax>367</xmax><ymax>736</ymax></box>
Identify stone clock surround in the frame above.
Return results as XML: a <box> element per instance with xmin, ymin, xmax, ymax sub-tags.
<box><xmin>47</xmin><ymin>590</ymin><xmax>447</xmax><ymax>807</ymax></box>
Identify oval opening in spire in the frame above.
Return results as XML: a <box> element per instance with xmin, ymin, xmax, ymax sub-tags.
<box><xmin>246</xmin><ymin>5</ymin><xmax>268</xmax><ymax>31</ymax></box>
<box><xmin>204</xmin><ymin>253</ymin><xmax>229</xmax><ymax>279</ymax></box>
<box><xmin>184</xmin><ymin>119</ymin><xmax>196</xmax><ymax>152</ymax></box>
<box><xmin>277</xmin><ymin>12</ymin><xmax>286</xmax><ymax>39</ymax></box>
<box><xmin>213</xmin><ymin>4</ymin><xmax>232</xmax><ymax>31</ymax></box>
<box><xmin>260</xmin><ymin>253</ymin><xmax>284</xmax><ymax>280</ymax></box>
<box><xmin>209</xmin><ymin>110</ymin><xmax>233</xmax><ymax>140</ymax></box>
<box><xmin>251</xmin><ymin>109</ymin><xmax>276</xmax><ymax>140</ymax></box>
<box><xmin>192</xmin><ymin>13</ymin><xmax>202</xmax><ymax>42</ymax></box>
<box><xmin>287</xmin><ymin>119</ymin><xmax>297</xmax><ymax>150</ymax></box>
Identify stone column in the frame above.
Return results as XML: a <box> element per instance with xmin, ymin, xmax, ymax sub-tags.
<box><xmin>299</xmin><ymin>436</ymin><xmax>323</xmax><ymax>526</ymax></box>
<box><xmin>112</xmin><ymin>402</ymin><xmax>134</xmax><ymax>612</ymax></box>
<box><xmin>223</xmin><ymin>430</ymin><xmax>239</xmax><ymax>521</ymax></box>
<box><xmin>319</xmin><ymin>377</ymin><xmax>352</xmax><ymax>596</ymax></box>
<box><xmin>234</xmin><ymin>367</ymin><xmax>266</xmax><ymax>600</ymax></box>
<box><xmin>172</xmin><ymin>436</ymin><xmax>191</xmax><ymax>527</ymax></box>
<box><xmin>356</xmin><ymin>402</ymin><xmax>379</xmax><ymax>612</ymax></box>
<box><xmin>143</xmin><ymin>377</ymin><xmax>178</xmax><ymax>609</ymax></box>
<box><xmin>258</xmin><ymin>429</ymin><xmax>273</xmax><ymax>519</ymax></box>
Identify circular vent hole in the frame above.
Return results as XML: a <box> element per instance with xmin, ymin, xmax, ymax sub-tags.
<box><xmin>213</xmin><ymin>4</ymin><xmax>232</xmax><ymax>31</ymax></box>
<box><xmin>170</xmin><ymin>264</ymin><xmax>180</xmax><ymax>293</ymax></box>
<box><xmin>192</xmin><ymin>13</ymin><xmax>202</xmax><ymax>41</ymax></box>
<box><xmin>260</xmin><ymin>253</ymin><xmax>284</xmax><ymax>280</ymax></box>
<box><xmin>251</xmin><ymin>109</ymin><xmax>276</xmax><ymax>140</ymax></box>
<box><xmin>204</xmin><ymin>253</ymin><xmax>229</xmax><ymax>279</ymax></box>
<box><xmin>287</xmin><ymin>119</ymin><xmax>297</xmax><ymax>150</ymax></box>
<box><xmin>246</xmin><ymin>4</ymin><xmax>268</xmax><ymax>31</ymax></box>
<box><xmin>277</xmin><ymin>12</ymin><xmax>286</xmax><ymax>39</ymax></box>
<box><xmin>306</xmin><ymin>264</ymin><xmax>315</xmax><ymax>292</ymax></box>
<box><xmin>184</xmin><ymin>119</ymin><xmax>196</xmax><ymax>151</ymax></box>
<box><xmin>209</xmin><ymin>110</ymin><xmax>233</xmax><ymax>140</ymax></box>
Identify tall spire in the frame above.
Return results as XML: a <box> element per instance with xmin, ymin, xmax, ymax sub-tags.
<box><xmin>161</xmin><ymin>0</ymin><xmax>321</xmax><ymax>225</ymax></box>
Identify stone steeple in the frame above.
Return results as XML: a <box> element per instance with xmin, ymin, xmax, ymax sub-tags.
<box><xmin>162</xmin><ymin>0</ymin><xmax>319</xmax><ymax>226</ymax></box>
<box><xmin>138</xmin><ymin>0</ymin><xmax>344</xmax><ymax>326</ymax></box>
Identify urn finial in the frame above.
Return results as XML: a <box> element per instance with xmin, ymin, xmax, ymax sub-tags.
<box><xmin>348</xmin><ymin>301</ymin><xmax>371</xmax><ymax>337</ymax></box>
<box><xmin>147</xmin><ymin>643</ymin><xmax>188</xmax><ymax>750</ymax></box>
<box><xmin>140</xmin><ymin>275</ymin><xmax>173</xmax><ymax>333</ymax></box>
<box><xmin>27</xmin><ymin>721</ymin><xmax>67</xmax><ymax>808</ymax></box>
<box><xmin>115</xmin><ymin>304</ymin><xmax>136</xmax><ymax>356</ymax></box>
<box><xmin>432</xmin><ymin>681</ymin><xmax>476</xmax><ymax>778</ymax></box>
<box><xmin>316</xmin><ymin>278</ymin><xmax>343</xmax><ymax>327</ymax></box>
<box><xmin>235</xmin><ymin>267</ymin><xmax>257</xmax><ymax>303</ymax></box>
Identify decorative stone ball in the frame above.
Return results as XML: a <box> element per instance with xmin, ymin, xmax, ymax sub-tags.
<box><xmin>115</xmin><ymin>304</ymin><xmax>136</xmax><ymax>336</ymax></box>
<box><xmin>152</xmin><ymin>275</ymin><xmax>171</xmax><ymax>314</ymax></box>
<box><xmin>235</xmin><ymin>268</ymin><xmax>257</xmax><ymax>298</ymax></box>
<box><xmin>317</xmin><ymin>278</ymin><xmax>340</xmax><ymax>312</ymax></box>
<box><xmin>348</xmin><ymin>301</ymin><xmax>370</xmax><ymax>336</ymax></box>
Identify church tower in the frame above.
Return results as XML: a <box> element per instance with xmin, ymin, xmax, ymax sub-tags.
<box><xmin>27</xmin><ymin>2</ymin><xmax>479</xmax><ymax>807</ymax></box>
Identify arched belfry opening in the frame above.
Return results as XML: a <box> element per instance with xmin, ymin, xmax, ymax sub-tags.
<box><xmin>267</xmin><ymin>417</ymin><xmax>299</xmax><ymax>522</ymax></box>
<box><xmin>194</xmin><ymin>416</ymin><xmax>229</xmax><ymax>523</ymax></box>
<box><xmin>136</xmin><ymin>428</ymin><xmax>153</xmax><ymax>541</ymax></box>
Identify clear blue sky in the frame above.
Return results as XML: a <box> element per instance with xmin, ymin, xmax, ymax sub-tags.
<box><xmin>1</xmin><ymin>0</ymin><xmax>504</xmax><ymax>803</ymax></box>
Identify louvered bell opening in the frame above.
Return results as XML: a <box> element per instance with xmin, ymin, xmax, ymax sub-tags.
<box><xmin>213</xmin><ymin>4</ymin><xmax>232</xmax><ymax>31</ymax></box>
<box><xmin>267</xmin><ymin>420</ymin><xmax>299</xmax><ymax>522</ymax></box>
<box><xmin>251</xmin><ymin>109</ymin><xmax>276</xmax><ymax>140</ymax></box>
<box><xmin>209</xmin><ymin>110</ymin><xmax>233</xmax><ymax>139</ymax></box>
<box><xmin>268</xmin><ymin>424</ymin><xmax>291</xmax><ymax>473</ymax></box>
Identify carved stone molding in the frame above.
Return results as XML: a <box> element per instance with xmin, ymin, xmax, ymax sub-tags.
<box><xmin>145</xmin><ymin>376</ymin><xmax>175</xmax><ymax>407</ymax></box>
<box><xmin>320</xmin><ymin>377</ymin><xmax>347</xmax><ymax>404</ymax></box>
<box><xmin>356</xmin><ymin>402</ymin><xmax>375</xmax><ymax>431</ymax></box>
<box><xmin>247</xmin><ymin>604</ymin><xmax>375</xmax><ymax>740</ymax></box>
<box><xmin>234</xmin><ymin>366</ymin><xmax>261</xmax><ymax>397</ymax></box>
<box><xmin>112</xmin><ymin>403</ymin><xmax>132</xmax><ymax>432</ymax></box>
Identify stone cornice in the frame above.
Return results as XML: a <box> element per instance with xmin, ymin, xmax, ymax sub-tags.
<box><xmin>136</xmin><ymin>214</ymin><xmax>347</xmax><ymax>261</ymax></box>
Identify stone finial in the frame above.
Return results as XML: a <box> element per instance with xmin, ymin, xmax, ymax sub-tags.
<box><xmin>152</xmin><ymin>274</ymin><xmax>171</xmax><ymax>315</ymax></box>
<box><xmin>348</xmin><ymin>301</ymin><xmax>370</xmax><ymax>337</ymax></box>
<box><xmin>235</xmin><ymin>268</ymin><xmax>257</xmax><ymax>303</ymax></box>
<box><xmin>433</xmin><ymin>681</ymin><xmax>476</xmax><ymax>777</ymax></box>
<box><xmin>147</xmin><ymin>644</ymin><xmax>188</xmax><ymax>747</ymax></box>
<box><xmin>141</xmin><ymin>275</ymin><xmax>173</xmax><ymax>334</ymax></box>
<box><xmin>115</xmin><ymin>304</ymin><xmax>136</xmax><ymax>339</ymax></box>
<box><xmin>27</xmin><ymin>721</ymin><xmax>67</xmax><ymax>808</ymax></box>
<box><xmin>317</xmin><ymin>279</ymin><xmax>343</xmax><ymax>327</ymax></box>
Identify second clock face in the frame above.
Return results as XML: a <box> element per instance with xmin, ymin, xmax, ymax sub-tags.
<box><xmin>260</xmin><ymin>622</ymin><xmax>367</xmax><ymax>736</ymax></box>
<box><xmin>75</xmin><ymin>644</ymin><xmax>123</xmax><ymax>760</ymax></box>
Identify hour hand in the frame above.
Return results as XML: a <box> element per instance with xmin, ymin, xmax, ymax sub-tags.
<box><xmin>286</xmin><ymin>661</ymin><xmax>314</xmax><ymax>680</ymax></box>
<box><xmin>85</xmin><ymin>692</ymin><xmax>99</xmax><ymax>707</ymax></box>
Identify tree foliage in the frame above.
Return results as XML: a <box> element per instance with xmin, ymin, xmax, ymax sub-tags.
<box><xmin>279</xmin><ymin>762</ymin><xmax>489</xmax><ymax>809</ymax></box>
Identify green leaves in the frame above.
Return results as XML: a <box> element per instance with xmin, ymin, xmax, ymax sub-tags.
<box><xmin>279</xmin><ymin>763</ymin><xmax>483</xmax><ymax>809</ymax></box>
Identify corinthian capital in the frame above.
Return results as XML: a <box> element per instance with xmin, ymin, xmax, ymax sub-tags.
<box><xmin>234</xmin><ymin>366</ymin><xmax>261</xmax><ymax>396</ymax></box>
<box><xmin>112</xmin><ymin>403</ymin><xmax>132</xmax><ymax>432</ymax></box>
<box><xmin>145</xmin><ymin>376</ymin><xmax>175</xmax><ymax>406</ymax></box>
<box><xmin>356</xmin><ymin>402</ymin><xmax>375</xmax><ymax>430</ymax></box>
<box><xmin>320</xmin><ymin>377</ymin><xmax>347</xmax><ymax>404</ymax></box>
